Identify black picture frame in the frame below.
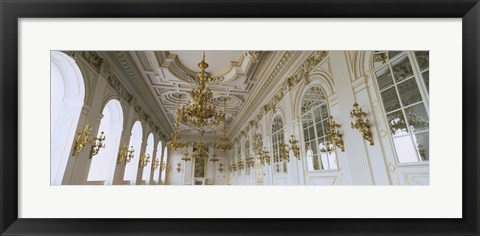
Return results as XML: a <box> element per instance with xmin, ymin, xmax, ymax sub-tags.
<box><xmin>1</xmin><ymin>0</ymin><xmax>479</xmax><ymax>235</ymax></box>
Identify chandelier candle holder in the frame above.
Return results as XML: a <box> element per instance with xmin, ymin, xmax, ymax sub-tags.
<box><xmin>181</xmin><ymin>145</ymin><xmax>191</xmax><ymax>162</ymax></box>
<box><xmin>350</xmin><ymin>103</ymin><xmax>374</xmax><ymax>145</ymax></box>
<box><xmin>216</xmin><ymin>96</ymin><xmax>233</xmax><ymax>152</ymax></box>
<box><xmin>327</xmin><ymin>116</ymin><xmax>345</xmax><ymax>152</ymax></box>
<box><xmin>288</xmin><ymin>135</ymin><xmax>301</xmax><ymax>160</ymax></box>
<box><xmin>89</xmin><ymin>131</ymin><xmax>106</xmax><ymax>159</ymax></box>
<box><xmin>151</xmin><ymin>158</ymin><xmax>160</xmax><ymax>170</ymax></box>
<box><xmin>161</xmin><ymin>161</ymin><xmax>167</xmax><ymax>171</ymax></box>
<box><xmin>166</xmin><ymin>95</ymin><xmax>184</xmax><ymax>151</ymax></box>
<box><xmin>73</xmin><ymin>124</ymin><xmax>93</xmax><ymax>156</ymax></box>
<box><xmin>237</xmin><ymin>160</ymin><xmax>245</xmax><ymax>171</ymax></box>
<box><xmin>245</xmin><ymin>155</ymin><xmax>255</xmax><ymax>168</ymax></box>
<box><xmin>259</xmin><ymin>147</ymin><xmax>271</xmax><ymax>166</ymax></box>
<box><xmin>176</xmin><ymin>52</ymin><xmax>225</xmax><ymax>128</ymax></box>
<box><xmin>210</xmin><ymin>144</ymin><xmax>219</xmax><ymax>163</ymax></box>
<box><xmin>139</xmin><ymin>152</ymin><xmax>150</xmax><ymax>168</ymax></box>
<box><xmin>125</xmin><ymin>146</ymin><xmax>135</xmax><ymax>164</ymax></box>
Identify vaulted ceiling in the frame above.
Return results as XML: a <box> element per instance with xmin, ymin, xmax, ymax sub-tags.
<box><xmin>102</xmin><ymin>50</ymin><xmax>308</xmax><ymax>141</ymax></box>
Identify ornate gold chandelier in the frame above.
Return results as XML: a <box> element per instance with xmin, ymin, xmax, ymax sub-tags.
<box><xmin>176</xmin><ymin>52</ymin><xmax>224</xmax><ymax>128</ymax></box>
<box><xmin>166</xmin><ymin>95</ymin><xmax>184</xmax><ymax>151</ymax></box>
<box><xmin>192</xmin><ymin>130</ymin><xmax>209</xmax><ymax>159</ymax></box>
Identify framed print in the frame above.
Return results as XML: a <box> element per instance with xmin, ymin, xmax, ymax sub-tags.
<box><xmin>1</xmin><ymin>0</ymin><xmax>479</xmax><ymax>235</ymax></box>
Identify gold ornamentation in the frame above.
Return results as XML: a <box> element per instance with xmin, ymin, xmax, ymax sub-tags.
<box><xmin>210</xmin><ymin>144</ymin><xmax>219</xmax><ymax>163</ymax></box>
<box><xmin>125</xmin><ymin>146</ymin><xmax>135</xmax><ymax>164</ymax></box>
<box><xmin>72</xmin><ymin>124</ymin><xmax>93</xmax><ymax>156</ymax></box>
<box><xmin>161</xmin><ymin>161</ymin><xmax>167</xmax><ymax>171</ymax></box>
<box><xmin>237</xmin><ymin>160</ymin><xmax>244</xmax><ymax>171</ymax></box>
<box><xmin>139</xmin><ymin>152</ymin><xmax>150</xmax><ymax>168</ymax></box>
<box><xmin>218</xmin><ymin>163</ymin><xmax>224</xmax><ymax>173</ymax></box>
<box><xmin>259</xmin><ymin>147</ymin><xmax>271</xmax><ymax>166</ymax></box>
<box><xmin>176</xmin><ymin>52</ymin><xmax>224</xmax><ymax>127</ymax></box>
<box><xmin>245</xmin><ymin>155</ymin><xmax>255</xmax><ymax>168</ymax></box>
<box><xmin>89</xmin><ymin>131</ymin><xmax>106</xmax><ymax>159</ymax></box>
<box><xmin>181</xmin><ymin>145</ymin><xmax>191</xmax><ymax>162</ymax></box>
<box><xmin>350</xmin><ymin>103</ymin><xmax>374</xmax><ymax>145</ymax></box>
<box><xmin>288</xmin><ymin>135</ymin><xmax>301</xmax><ymax>160</ymax></box>
<box><xmin>151</xmin><ymin>158</ymin><xmax>160</xmax><ymax>170</ymax></box>
<box><xmin>176</xmin><ymin>163</ymin><xmax>181</xmax><ymax>173</ymax></box>
<box><xmin>327</xmin><ymin>116</ymin><xmax>345</xmax><ymax>152</ymax></box>
<box><xmin>166</xmin><ymin>95</ymin><xmax>184</xmax><ymax>151</ymax></box>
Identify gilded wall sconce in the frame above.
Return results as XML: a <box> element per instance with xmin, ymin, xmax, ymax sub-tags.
<box><xmin>288</xmin><ymin>135</ymin><xmax>301</xmax><ymax>160</ymax></box>
<box><xmin>181</xmin><ymin>145</ymin><xmax>191</xmax><ymax>162</ymax></box>
<box><xmin>259</xmin><ymin>147</ymin><xmax>271</xmax><ymax>166</ymax></box>
<box><xmin>151</xmin><ymin>158</ymin><xmax>160</xmax><ymax>170</ymax></box>
<box><xmin>89</xmin><ymin>131</ymin><xmax>106</xmax><ymax>159</ymax></box>
<box><xmin>139</xmin><ymin>152</ymin><xmax>150</xmax><ymax>168</ymax></box>
<box><xmin>72</xmin><ymin>124</ymin><xmax>93</xmax><ymax>156</ymax></box>
<box><xmin>176</xmin><ymin>162</ymin><xmax>181</xmax><ymax>173</ymax></box>
<box><xmin>231</xmin><ymin>163</ymin><xmax>237</xmax><ymax>171</ymax></box>
<box><xmin>237</xmin><ymin>160</ymin><xmax>244</xmax><ymax>171</ymax></box>
<box><xmin>245</xmin><ymin>155</ymin><xmax>255</xmax><ymax>168</ymax></box>
<box><xmin>160</xmin><ymin>161</ymin><xmax>167</xmax><ymax>171</ymax></box>
<box><xmin>125</xmin><ymin>146</ymin><xmax>135</xmax><ymax>164</ymax></box>
<box><xmin>350</xmin><ymin>103</ymin><xmax>374</xmax><ymax>145</ymax></box>
<box><xmin>327</xmin><ymin>116</ymin><xmax>345</xmax><ymax>152</ymax></box>
<box><xmin>228</xmin><ymin>165</ymin><xmax>233</xmax><ymax>172</ymax></box>
<box><xmin>218</xmin><ymin>163</ymin><xmax>224</xmax><ymax>173</ymax></box>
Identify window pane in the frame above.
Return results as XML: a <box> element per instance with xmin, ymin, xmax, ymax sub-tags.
<box><xmin>393</xmin><ymin>135</ymin><xmax>420</xmax><ymax>163</ymax></box>
<box><xmin>388</xmin><ymin>51</ymin><xmax>402</xmax><ymax>59</ymax></box>
<box><xmin>391</xmin><ymin>55</ymin><xmax>414</xmax><ymax>83</ymax></box>
<box><xmin>310</xmin><ymin>141</ymin><xmax>317</xmax><ymax>155</ymax></box>
<box><xmin>415</xmin><ymin>51</ymin><xmax>429</xmax><ymax>71</ymax></box>
<box><xmin>375</xmin><ymin>66</ymin><xmax>394</xmax><ymax>90</ymax></box>
<box><xmin>303</xmin><ymin>128</ymin><xmax>310</xmax><ymax>142</ymax></box>
<box><xmin>308</xmin><ymin>126</ymin><xmax>315</xmax><ymax>141</ymax></box>
<box><xmin>405</xmin><ymin>104</ymin><xmax>429</xmax><ymax>132</ymax></box>
<box><xmin>397</xmin><ymin>78</ymin><xmax>423</xmax><ymax>106</ymax></box>
<box><xmin>316</xmin><ymin>122</ymin><xmax>324</xmax><ymax>138</ymax></box>
<box><xmin>381</xmin><ymin>87</ymin><xmax>401</xmax><ymax>112</ymax></box>
<box><xmin>414</xmin><ymin>132</ymin><xmax>429</xmax><ymax>161</ymax></box>
<box><xmin>320</xmin><ymin>104</ymin><xmax>329</xmax><ymax>118</ymax></box>
<box><xmin>422</xmin><ymin>70</ymin><xmax>429</xmax><ymax>92</ymax></box>
<box><xmin>314</xmin><ymin>107</ymin><xmax>322</xmax><ymax>123</ymax></box>
<box><xmin>387</xmin><ymin>110</ymin><xmax>408</xmax><ymax>136</ymax></box>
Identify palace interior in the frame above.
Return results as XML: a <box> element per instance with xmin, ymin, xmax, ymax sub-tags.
<box><xmin>51</xmin><ymin>50</ymin><xmax>429</xmax><ymax>185</ymax></box>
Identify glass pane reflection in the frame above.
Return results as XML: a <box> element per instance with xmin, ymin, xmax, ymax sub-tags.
<box><xmin>391</xmin><ymin>55</ymin><xmax>414</xmax><ymax>83</ymax></box>
<box><xmin>405</xmin><ymin>104</ymin><xmax>429</xmax><ymax>132</ymax></box>
<box><xmin>393</xmin><ymin>135</ymin><xmax>420</xmax><ymax>163</ymax></box>
<box><xmin>397</xmin><ymin>78</ymin><xmax>422</xmax><ymax>106</ymax></box>
<box><xmin>381</xmin><ymin>87</ymin><xmax>401</xmax><ymax>112</ymax></box>
<box><xmin>376</xmin><ymin>66</ymin><xmax>394</xmax><ymax>91</ymax></box>
<box><xmin>414</xmin><ymin>132</ymin><xmax>429</xmax><ymax>161</ymax></box>
<box><xmin>387</xmin><ymin>111</ymin><xmax>408</xmax><ymax>135</ymax></box>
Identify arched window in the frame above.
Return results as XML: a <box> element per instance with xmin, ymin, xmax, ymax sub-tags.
<box><xmin>153</xmin><ymin>141</ymin><xmax>162</xmax><ymax>184</ymax></box>
<box><xmin>160</xmin><ymin>146</ymin><xmax>168</xmax><ymax>184</ymax></box>
<box><xmin>271</xmin><ymin>116</ymin><xmax>287</xmax><ymax>173</ymax></box>
<box><xmin>244</xmin><ymin>139</ymin><xmax>250</xmax><ymax>175</ymax></box>
<box><xmin>373</xmin><ymin>51</ymin><xmax>429</xmax><ymax>163</ymax></box>
<box><xmin>124</xmin><ymin>121</ymin><xmax>142</xmax><ymax>184</ymax></box>
<box><xmin>51</xmin><ymin>51</ymin><xmax>85</xmax><ymax>185</ymax></box>
<box><xmin>300</xmin><ymin>86</ymin><xmax>338</xmax><ymax>171</ymax></box>
<box><xmin>87</xmin><ymin>99</ymin><xmax>123</xmax><ymax>184</ymax></box>
<box><xmin>142</xmin><ymin>133</ymin><xmax>154</xmax><ymax>184</ymax></box>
